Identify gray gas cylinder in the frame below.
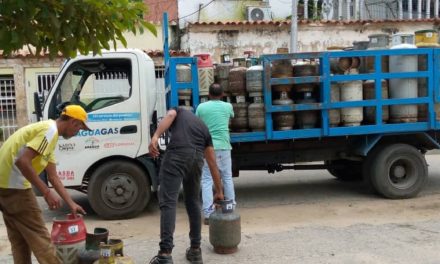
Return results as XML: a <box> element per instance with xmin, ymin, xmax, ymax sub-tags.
<box><xmin>418</xmin><ymin>50</ymin><xmax>428</xmax><ymax>121</ymax></box>
<box><xmin>416</xmin><ymin>45</ymin><xmax>440</xmax><ymax>121</ymax></box>
<box><xmin>216</xmin><ymin>63</ymin><xmax>233</xmax><ymax>95</ymax></box>
<box><xmin>229</xmin><ymin>67</ymin><xmax>247</xmax><ymax>96</ymax></box>
<box><xmin>363</xmin><ymin>79</ymin><xmax>389</xmax><ymax>123</ymax></box>
<box><xmin>365</xmin><ymin>34</ymin><xmax>390</xmax><ymax>73</ymax></box>
<box><xmin>295</xmin><ymin>92</ymin><xmax>318</xmax><ymax>129</ymax></box>
<box><xmin>340</xmin><ymin>69</ymin><xmax>363</xmax><ymax>126</ymax></box>
<box><xmin>293</xmin><ymin>63</ymin><xmax>318</xmax><ymax>93</ymax></box>
<box><xmin>329</xmin><ymin>83</ymin><xmax>341</xmax><ymax>127</ymax></box>
<box><xmin>246</xmin><ymin>65</ymin><xmax>263</xmax><ymax>97</ymax></box>
<box><xmin>176</xmin><ymin>64</ymin><xmax>192</xmax><ymax>101</ymax></box>
<box><xmin>273</xmin><ymin>92</ymin><xmax>295</xmax><ymax>130</ymax></box>
<box><xmin>271</xmin><ymin>59</ymin><xmax>293</xmax><ymax>93</ymax></box>
<box><xmin>389</xmin><ymin>33</ymin><xmax>418</xmax><ymax>123</ymax></box>
<box><xmin>352</xmin><ymin>40</ymin><xmax>369</xmax><ymax>73</ymax></box>
<box><xmin>209</xmin><ymin>200</ymin><xmax>241</xmax><ymax>254</ymax></box>
<box><xmin>248</xmin><ymin>96</ymin><xmax>265</xmax><ymax>131</ymax></box>
<box><xmin>231</xmin><ymin>102</ymin><xmax>249</xmax><ymax>132</ymax></box>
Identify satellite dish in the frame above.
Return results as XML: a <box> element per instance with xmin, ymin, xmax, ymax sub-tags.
<box><xmin>250</xmin><ymin>8</ymin><xmax>265</xmax><ymax>21</ymax></box>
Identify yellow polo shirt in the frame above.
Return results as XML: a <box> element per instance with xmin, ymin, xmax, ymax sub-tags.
<box><xmin>0</xmin><ymin>120</ymin><xmax>58</xmax><ymax>189</ymax></box>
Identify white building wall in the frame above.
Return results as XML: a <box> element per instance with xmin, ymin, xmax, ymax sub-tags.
<box><xmin>177</xmin><ymin>0</ymin><xmax>292</xmax><ymax>28</ymax></box>
<box><xmin>182</xmin><ymin>21</ymin><xmax>437</xmax><ymax>63</ymax></box>
<box><xmin>117</xmin><ymin>25</ymin><xmax>164</xmax><ymax>51</ymax></box>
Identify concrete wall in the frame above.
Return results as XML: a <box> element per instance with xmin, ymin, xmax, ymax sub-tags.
<box><xmin>182</xmin><ymin>21</ymin><xmax>439</xmax><ymax>63</ymax></box>
<box><xmin>117</xmin><ymin>25</ymin><xmax>164</xmax><ymax>51</ymax></box>
<box><xmin>0</xmin><ymin>58</ymin><xmax>64</xmax><ymax>127</ymax></box>
<box><xmin>176</xmin><ymin>0</ymin><xmax>401</xmax><ymax>27</ymax></box>
<box><xmin>177</xmin><ymin>0</ymin><xmax>305</xmax><ymax>28</ymax></box>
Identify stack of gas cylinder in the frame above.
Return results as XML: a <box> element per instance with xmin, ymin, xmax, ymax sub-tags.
<box><xmin>176</xmin><ymin>64</ymin><xmax>193</xmax><ymax>111</ymax></box>
<box><xmin>271</xmin><ymin>52</ymin><xmax>295</xmax><ymax>130</ymax></box>
<box><xmin>214</xmin><ymin>52</ymin><xmax>264</xmax><ymax>132</ymax></box>
<box><xmin>292</xmin><ymin>62</ymin><xmax>320</xmax><ymax>128</ymax></box>
<box><xmin>184</xmin><ymin>29</ymin><xmax>440</xmax><ymax>132</ymax></box>
<box><xmin>195</xmin><ymin>54</ymin><xmax>215</xmax><ymax>103</ymax></box>
<box><xmin>229</xmin><ymin>66</ymin><xmax>249</xmax><ymax>132</ymax></box>
<box><xmin>415</xmin><ymin>29</ymin><xmax>440</xmax><ymax>122</ymax></box>
<box><xmin>345</xmin><ymin>30</ymin><xmax>440</xmax><ymax>125</ymax></box>
<box><xmin>51</xmin><ymin>214</ymin><xmax>133</xmax><ymax>264</ymax></box>
<box><xmin>246</xmin><ymin>65</ymin><xmax>264</xmax><ymax>131</ymax></box>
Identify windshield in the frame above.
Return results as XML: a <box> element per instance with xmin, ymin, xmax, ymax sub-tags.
<box><xmin>48</xmin><ymin>58</ymin><xmax>132</xmax><ymax>118</ymax></box>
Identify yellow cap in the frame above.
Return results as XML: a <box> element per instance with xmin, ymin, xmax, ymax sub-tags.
<box><xmin>61</xmin><ymin>105</ymin><xmax>91</xmax><ymax>131</ymax></box>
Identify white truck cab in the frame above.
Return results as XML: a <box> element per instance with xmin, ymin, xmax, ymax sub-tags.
<box><xmin>40</xmin><ymin>49</ymin><xmax>159</xmax><ymax>219</ymax></box>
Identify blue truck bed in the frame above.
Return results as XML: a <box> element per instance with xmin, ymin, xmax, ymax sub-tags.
<box><xmin>166</xmin><ymin>48</ymin><xmax>440</xmax><ymax>143</ymax></box>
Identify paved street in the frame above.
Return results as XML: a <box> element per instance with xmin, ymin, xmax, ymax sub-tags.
<box><xmin>1</xmin><ymin>154</ymin><xmax>440</xmax><ymax>263</ymax></box>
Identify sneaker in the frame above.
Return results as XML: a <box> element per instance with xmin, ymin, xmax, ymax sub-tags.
<box><xmin>203</xmin><ymin>218</ymin><xmax>209</xmax><ymax>225</ymax></box>
<box><xmin>186</xmin><ymin>247</ymin><xmax>203</xmax><ymax>264</ymax></box>
<box><xmin>149</xmin><ymin>252</ymin><xmax>173</xmax><ymax>264</ymax></box>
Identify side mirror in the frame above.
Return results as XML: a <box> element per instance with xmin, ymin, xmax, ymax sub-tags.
<box><xmin>33</xmin><ymin>92</ymin><xmax>43</xmax><ymax>121</ymax></box>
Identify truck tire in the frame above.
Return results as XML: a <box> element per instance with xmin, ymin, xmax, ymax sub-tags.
<box><xmin>88</xmin><ymin>161</ymin><xmax>150</xmax><ymax>219</ymax></box>
<box><xmin>326</xmin><ymin>160</ymin><xmax>363</xmax><ymax>181</ymax></box>
<box><xmin>362</xmin><ymin>144</ymin><xmax>386</xmax><ymax>193</ymax></box>
<box><xmin>369</xmin><ymin>144</ymin><xmax>427</xmax><ymax>199</ymax></box>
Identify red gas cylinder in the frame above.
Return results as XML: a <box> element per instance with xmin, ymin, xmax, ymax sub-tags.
<box><xmin>51</xmin><ymin>214</ymin><xmax>87</xmax><ymax>264</ymax></box>
<box><xmin>195</xmin><ymin>54</ymin><xmax>214</xmax><ymax>98</ymax></box>
<box><xmin>195</xmin><ymin>53</ymin><xmax>213</xmax><ymax>68</ymax></box>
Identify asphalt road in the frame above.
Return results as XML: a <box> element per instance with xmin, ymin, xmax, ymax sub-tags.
<box><xmin>1</xmin><ymin>154</ymin><xmax>440</xmax><ymax>263</ymax></box>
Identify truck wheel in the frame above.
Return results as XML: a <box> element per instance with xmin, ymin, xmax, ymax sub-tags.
<box><xmin>88</xmin><ymin>161</ymin><xmax>150</xmax><ymax>219</ymax></box>
<box><xmin>362</xmin><ymin>144</ymin><xmax>385</xmax><ymax>193</ymax></box>
<box><xmin>370</xmin><ymin>144</ymin><xmax>427</xmax><ymax>199</ymax></box>
<box><xmin>326</xmin><ymin>160</ymin><xmax>363</xmax><ymax>181</ymax></box>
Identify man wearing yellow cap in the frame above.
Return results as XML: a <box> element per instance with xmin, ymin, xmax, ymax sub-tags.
<box><xmin>0</xmin><ymin>104</ymin><xmax>90</xmax><ymax>263</ymax></box>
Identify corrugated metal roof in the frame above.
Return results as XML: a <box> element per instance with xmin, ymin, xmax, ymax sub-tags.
<box><xmin>189</xmin><ymin>18</ymin><xmax>440</xmax><ymax>26</ymax></box>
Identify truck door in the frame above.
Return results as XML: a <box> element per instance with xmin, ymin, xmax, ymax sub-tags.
<box><xmin>43</xmin><ymin>54</ymin><xmax>141</xmax><ymax>187</ymax></box>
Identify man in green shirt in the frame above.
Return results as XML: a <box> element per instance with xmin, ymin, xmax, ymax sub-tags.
<box><xmin>196</xmin><ymin>83</ymin><xmax>236</xmax><ymax>224</ymax></box>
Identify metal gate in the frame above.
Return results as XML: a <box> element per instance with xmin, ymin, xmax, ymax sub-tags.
<box><xmin>37</xmin><ymin>73</ymin><xmax>57</xmax><ymax>102</ymax></box>
<box><xmin>0</xmin><ymin>75</ymin><xmax>16</xmax><ymax>143</ymax></box>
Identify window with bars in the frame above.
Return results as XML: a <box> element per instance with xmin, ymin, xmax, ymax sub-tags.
<box><xmin>0</xmin><ymin>75</ymin><xmax>17</xmax><ymax>141</ymax></box>
<box><xmin>0</xmin><ymin>75</ymin><xmax>16</xmax><ymax>120</ymax></box>
<box><xmin>36</xmin><ymin>73</ymin><xmax>58</xmax><ymax>105</ymax></box>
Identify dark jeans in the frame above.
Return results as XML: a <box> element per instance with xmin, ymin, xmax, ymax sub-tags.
<box><xmin>158</xmin><ymin>148</ymin><xmax>204</xmax><ymax>252</ymax></box>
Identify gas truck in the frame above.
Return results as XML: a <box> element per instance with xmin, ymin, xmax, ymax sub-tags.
<box><xmin>34</xmin><ymin>20</ymin><xmax>440</xmax><ymax>219</ymax></box>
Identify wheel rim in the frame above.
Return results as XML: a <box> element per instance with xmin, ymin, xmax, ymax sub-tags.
<box><xmin>387</xmin><ymin>158</ymin><xmax>417</xmax><ymax>189</ymax></box>
<box><xmin>100</xmin><ymin>173</ymin><xmax>138</xmax><ymax>210</ymax></box>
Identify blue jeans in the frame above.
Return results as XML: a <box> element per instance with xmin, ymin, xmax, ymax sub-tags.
<box><xmin>158</xmin><ymin>148</ymin><xmax>204</xmax><ymax>252</ymax></box>
<box><xmin>201</xmin><ymin>149</ymin><xmax>236</xmax><ymax>218</ymax></box>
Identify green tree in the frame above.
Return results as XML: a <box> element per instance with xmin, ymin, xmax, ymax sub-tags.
<box><xmin>0</xmin><ymin>0</ymin><xmax>157</xmax><ymax>58</ymax></box>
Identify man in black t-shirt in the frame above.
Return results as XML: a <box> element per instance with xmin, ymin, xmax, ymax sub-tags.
<box><xmin>148</xmin><ymin>107</ymin><xmax>224</xmax><ymax>264</ymax></box>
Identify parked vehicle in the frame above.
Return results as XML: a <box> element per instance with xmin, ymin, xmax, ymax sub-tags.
<box><xmin>34</xmin><ymin>18</ymin><xmax>440</xmax><ymax>219</ymax></box>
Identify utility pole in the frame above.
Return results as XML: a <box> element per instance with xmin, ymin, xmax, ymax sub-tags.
<box><xmin>290</xmin><ymin>0</ymin><xmax>298</xmax><ymax>53</ymax></box>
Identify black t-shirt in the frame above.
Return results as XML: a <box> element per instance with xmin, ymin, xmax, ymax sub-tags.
<box><xmin>167</xmin><ymin>107</ymin><xmax>213</xmax><ymax>152</ymax></box>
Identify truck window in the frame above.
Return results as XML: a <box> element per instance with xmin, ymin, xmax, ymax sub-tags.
<box><xmin>48</xmin><ymin>59</ymin><xmax>132</xmax><ymax>117</ymax></box>
<box><xmin>80</xmin><ymin>71</ymin><xmax>131</xmax><ymax>111</ymax></box>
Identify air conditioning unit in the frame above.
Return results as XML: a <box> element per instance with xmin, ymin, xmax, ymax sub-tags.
<box><xmin>246</xmin><ymin>6</ymin><xmax>272</xmax><ymax>21</ymax></box>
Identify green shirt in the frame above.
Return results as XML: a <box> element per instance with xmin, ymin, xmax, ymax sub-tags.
<box><xmin>196</xmin><ymin>100</ymin><xmax>234</xmax><ymax>150</ymax></box>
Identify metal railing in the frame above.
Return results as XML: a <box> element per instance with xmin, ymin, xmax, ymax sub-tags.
<box><xmin>0</xmin><ymin>75</ymin><xmax>17</xmax><ymax>143</ymax></box>
<box><xmin>302</xmin><ymin>0</ymin><xmax>440</xmax><ymax>20</ymax></box>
